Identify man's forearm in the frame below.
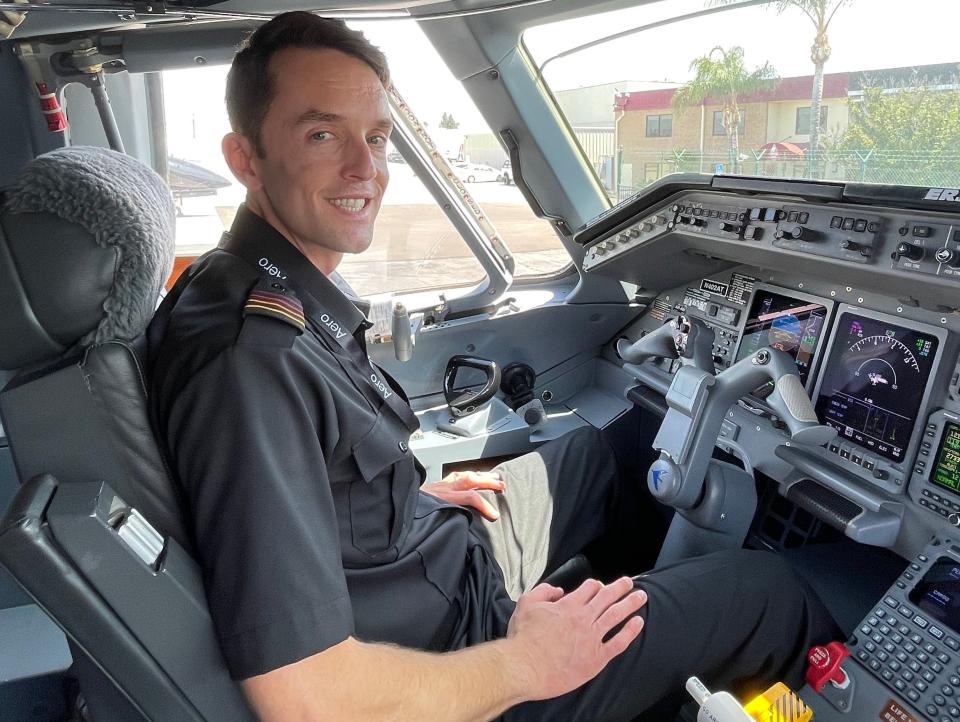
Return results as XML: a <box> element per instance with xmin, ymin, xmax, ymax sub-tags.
<box><xmin>242</xmin><ymin>635</ymin><xmax>532</xmax><ymax>722</ymax></box>
<box><xmin>244</xmin><ymin>578</ymin><xmax>646</xmax><ymax>721</ymax></box>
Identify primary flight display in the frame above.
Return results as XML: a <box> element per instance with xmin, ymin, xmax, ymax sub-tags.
<box><xmin>814</xmin><ymin>312</ymin><xmax>940</xmax><ymax>463</ymax></box>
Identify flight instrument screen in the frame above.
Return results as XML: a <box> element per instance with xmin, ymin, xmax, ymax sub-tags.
<box><xmin>910</xmin><ymin>557</ymin><xmax>960</xmax><ymax>634</ymax></box>
<box><xmin>814</xmin><ymin>313</ymin><xmax>939</xmax><ymax>463</ymax></box>
<box><xmin>735</xmin><ymin>289</ymin><xmax>828</xmax><ymax>388</ymax></box>
<box><xmin>932</xmin><ymin>422</ymin><xmax>960</xmax><ymax>497</ymax></box>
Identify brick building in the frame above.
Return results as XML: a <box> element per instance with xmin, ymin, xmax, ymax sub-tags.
<box><xmin>614</xmin><ymin>72</ymin><xmax>851</xmax><ymax>186</ymax></box>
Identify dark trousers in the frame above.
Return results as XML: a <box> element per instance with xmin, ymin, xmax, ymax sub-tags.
<box><xmin>472</xmin><ymin>426</ymin><xmax>839</xmax><ymax>720</ymax></box>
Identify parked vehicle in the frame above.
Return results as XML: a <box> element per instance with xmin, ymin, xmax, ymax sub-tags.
<box><xmin>500</xmin><ymin>159</ymin><xmax>512</xmax><ymax>184</ymax></box>
<box><xmin>452</xmin><ymin>161</ymin><xmax>500</xmax><ymax>183</ymax></box>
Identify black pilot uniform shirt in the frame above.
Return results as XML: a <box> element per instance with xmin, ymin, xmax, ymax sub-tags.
<box><xmin>148</xmin><ymin>205</ymin><xmax>514</xmax><ymax>679</ymax></box>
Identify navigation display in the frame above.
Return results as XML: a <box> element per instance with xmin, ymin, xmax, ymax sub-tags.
<box><xmin>735</xmin><ymin>289</ymin><xmax>828</xmax><ymax>390</ymax></box>
<box><xmin>932</xmin><ymin>422</ymin><xmax>960</xmax><ymax>497</ymax></box>
<box><xmin>909</xmin><ymin>558</ymin><xmax>960</xmax><ymax>634</ymax></box>
<box><xmin>814</xmin><ymin>313</ymin><xmax>939</xmax><ymax>463</ymax></box>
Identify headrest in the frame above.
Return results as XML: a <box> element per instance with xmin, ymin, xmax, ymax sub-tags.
<box><xmin>0</xmin><ymin>147</ymin><xmax>175</xmax><ymax>371</ymax></box>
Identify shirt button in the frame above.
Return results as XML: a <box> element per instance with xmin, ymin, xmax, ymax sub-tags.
<box><xmin>398</xmin><ymin>441</ymin><xmax>408</xmax><ymax>453</ymax></box>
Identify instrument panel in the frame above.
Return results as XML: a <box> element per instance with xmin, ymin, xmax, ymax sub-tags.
<box><xmin>577</xmin><ymin>177</ymin><xmax>960</xmax><ymax>549</ymax></box>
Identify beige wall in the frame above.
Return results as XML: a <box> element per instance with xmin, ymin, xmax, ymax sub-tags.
<box><xmin>617</xmin><ymin>101</ymin><xmax>770</xmax><ymax>175</ymax></box>
<box><xmin>617</xmin><ymin>97</ymin><xmax>851</xmax><ymax>181</ymax></box>
<box><xmin>766</xmin><ymin>98</ymin><xmax>849</xmax><ymax>143</ymax></box>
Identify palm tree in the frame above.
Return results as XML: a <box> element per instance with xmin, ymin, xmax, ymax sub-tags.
<box><xmin>710</xmin><ymin>0</ymin><xmax>854</xmax><ymax>178</ymax></box>
<box><xmin>673</xmin><ymin>46</ymin><xmax>778</xmax><ymax>174</ymax></box>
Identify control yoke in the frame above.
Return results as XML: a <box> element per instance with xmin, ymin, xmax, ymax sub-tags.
<box><xmin>616</xmin><ymin>314</ymin><xmax>714</xmax><ymax>372</ymax></box>
<box><xmin>628</xmin><ymin>317</ymin><xmax>836</xmax><ymax>510</ymax></box>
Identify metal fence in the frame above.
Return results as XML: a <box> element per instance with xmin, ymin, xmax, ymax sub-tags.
<box><xmin>614</xmin><ymin>149</ymin><xmax>960</xmax><ymax>203</ymax></box>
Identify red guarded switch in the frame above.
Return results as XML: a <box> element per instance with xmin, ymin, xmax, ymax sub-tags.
<box><xmin>805</xmin><ymin>641</ymin><xmax>851</xmax><ymax>693</ymax></box>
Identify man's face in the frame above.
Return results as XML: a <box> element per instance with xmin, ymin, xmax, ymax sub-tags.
<box><xmin>250</xmin><ymin>47</ymin><xmax>391</xmax><ymax>261</ymax></box>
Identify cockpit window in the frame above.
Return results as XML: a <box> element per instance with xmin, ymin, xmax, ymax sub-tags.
<box><xmin>161</xmin><ymin>19</ymin><xmax>568</xmax><ymax>298</ymax></box>
<box><xmin>524</xmin><ymin>0</ymin><xmax>960</xmax><ymax>204</ymax></box>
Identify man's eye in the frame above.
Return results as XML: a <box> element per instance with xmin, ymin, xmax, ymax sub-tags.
<box><xmin>310</xmin><ymin>131</ymin><xmax>330</xmax><ymax>141</ymax></box>
<box><xmin>369</xmin><ymin>135</ymin><xmax>387</xmax><ymax>146</ymax></box>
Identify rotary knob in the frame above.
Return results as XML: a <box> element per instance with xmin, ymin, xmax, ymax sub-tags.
<box><xmin>935</xmin><ymin>247</ymin><xmax>960</xmax><ymax>268</ymax></box>
<box><xmin>894</xmin><ymin>242</ymin><xmax>924</xmax><ymax>262</ymax></box>
<box><xmin>788</xmin><ymin>225</ymin><xmax>818</xmax><ymax>242</ymax></box>
<box><xmin>841</xmin><ymin>239</ymin><xmax>871</xmax><ymax>257</ymax></box>
<box><xmin>949</xmin><ymin>512</ymin><xmax>960</xmax><ymax>528</ymax></box>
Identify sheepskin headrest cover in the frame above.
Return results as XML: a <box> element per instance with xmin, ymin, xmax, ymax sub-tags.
<box><xmin>0</xmin><ymin>146</ymin><xmax>175</xmax><ymax>369</ymax></box>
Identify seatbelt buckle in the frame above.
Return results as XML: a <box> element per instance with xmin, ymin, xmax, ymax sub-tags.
<box><xmin>805</xmin><ymin>640</ymin><xmax>851</xmax><ymax>692</ymax></box>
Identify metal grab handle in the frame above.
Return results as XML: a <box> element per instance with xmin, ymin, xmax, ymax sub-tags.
<box><xmin>443</xmin><ymin>356</ymin><xmax>502</xmax><ymax>418</ymax></box>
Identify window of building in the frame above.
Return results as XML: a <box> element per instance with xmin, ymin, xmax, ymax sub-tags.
<box><xmin>712</xmin><ymin>110</ymin><xmax>745</xmax><ymax>136</ymax></box>
<box><xmin>645</xmin><ymin>114</ymin><xmax>672</xmax><ymax>137</ymax></box>
<box><xmin>795</xmin><ymin>105</ymin><xmax>828</xmax><ymax>135</ymax></box>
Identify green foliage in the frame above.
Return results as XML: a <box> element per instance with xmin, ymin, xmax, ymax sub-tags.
<box><xmin>673</xmin><ymin>46</ymin><xmax>778</xmax><ymax>170</ymax></box>
<box><xmin>831</xmin><ymin>83</ymin><xmax>960</xmax><ymax>186</ymax></box>
<box><xmin>673</xmin><ymin>46</ymin><xmax>777</xmax><ymax>112</ymax></box>
<box><xmin>439</xmin><ymin>112</ymin><xmax>460</xmax><ymax>129</ymax></box>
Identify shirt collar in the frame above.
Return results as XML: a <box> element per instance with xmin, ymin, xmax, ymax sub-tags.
<box><xmin>223</xmin><ymin>204</ymin><xmax>367</xmax><ymax>336</ymax></box>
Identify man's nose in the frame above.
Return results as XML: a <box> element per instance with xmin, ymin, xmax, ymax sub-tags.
<box><xmin>341</xmin><ymin>136</ymin><xmax>378</xmax><ymax>181</ymax></box>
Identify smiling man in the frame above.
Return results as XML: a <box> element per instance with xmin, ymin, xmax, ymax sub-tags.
<box><xmin>147</xmin><ymin>12</ymin><xmax>837</xmax><ymax>721</ymax></box>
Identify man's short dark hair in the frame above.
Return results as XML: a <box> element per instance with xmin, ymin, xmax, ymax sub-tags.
<box><xmin>226</xmin><ymin>12</ymin><xmax>390</xmax><ymax>156</ymax></box>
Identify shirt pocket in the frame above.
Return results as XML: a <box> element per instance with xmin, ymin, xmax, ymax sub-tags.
<box><xmin>349</xmin><ymin>414</ymin><xmax>417</xmax><ymax>557</ymax></box>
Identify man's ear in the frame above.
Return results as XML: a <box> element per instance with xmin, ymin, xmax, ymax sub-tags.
<box><xmin>222</xmin><ymin>132</ymin><xmax>263</xmax><ymax>192</ymax></box>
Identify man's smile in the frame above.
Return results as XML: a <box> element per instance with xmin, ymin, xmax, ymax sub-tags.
<box><xmin>329</xmin><ymin>197</ymin><xmax>373</xmax><ymax>215</ymax></box>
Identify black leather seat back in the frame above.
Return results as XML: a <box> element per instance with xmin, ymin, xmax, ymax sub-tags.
<box><xmin>0</xmin><ymin>147</ymin><xmax>251</xmax><ymax>720</ymax></box>
<box><xmin>0</xmin><ymin>147</ymin><xmax>191</xmax><ymax>550</ymax></box>
<box><xmin>0</xmin><ymin>340</ymin><xmax>193</xmax><ymax>552</ymax></box>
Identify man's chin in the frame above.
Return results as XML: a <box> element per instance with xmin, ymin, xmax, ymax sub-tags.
<box><xmin>337</xmin><ymin>235</ymin><xmax>375</xmax><ymax>256</ymax></box>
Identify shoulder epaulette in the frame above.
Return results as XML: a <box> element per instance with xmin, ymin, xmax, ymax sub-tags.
<box><xmin>243</xmin><ymin>280</ymin><xmax>305</xmax><ymax>333</ymax></box>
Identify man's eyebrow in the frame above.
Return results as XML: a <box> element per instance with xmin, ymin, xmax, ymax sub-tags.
<box><xmin>295</xmin><ymin>110</ymin><xmax>341</xmax><ymax>125</ymax></box>
<box><xmin>293</xmin><ymin>111</ymin><xmax>394</xmax><ymax>131</ymax></box>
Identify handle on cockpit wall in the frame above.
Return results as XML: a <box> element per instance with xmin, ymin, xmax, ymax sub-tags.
<box><xmin>443</xmin><ymin>356</ymin><xmax>502</xmax><ymax>418</ymax></box>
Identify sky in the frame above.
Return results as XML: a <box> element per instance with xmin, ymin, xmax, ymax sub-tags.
<box><xmin>163</xmin><ymin>0</ymin><xmax>960</xmax><ymax>170</ymax></box>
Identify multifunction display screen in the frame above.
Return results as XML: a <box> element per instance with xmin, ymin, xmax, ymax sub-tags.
<box><xmin>735</xmin><ymin>289</ymin><xmax>828</xmax><ymax>388</ymax></box>
<box><xmin>909</xmin><ymin>558</ymin><xmax>960</xmax><ymax>634</ymax></box>
<box><xmin>932</xmin><ymin>422</ymin><xmax>960</xmax><ymax>497</ymax></box>
<box><xmin>815</xmin><ymin>313</ymin><xmax>939</xmax><ymax>463</ymax></box>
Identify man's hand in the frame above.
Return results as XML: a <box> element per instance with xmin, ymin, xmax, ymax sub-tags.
<box><xmin>421</xmin><ymin>470</ymin><xmax>506</xmax><ymax>521</ymax></box>
<box><xmin>505</xmin><ymin>577</ymin><xmax>647</xmax><ymax>701</ymax></box>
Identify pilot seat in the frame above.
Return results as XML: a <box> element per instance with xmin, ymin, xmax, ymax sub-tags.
<box><xmin>0</xmin><ymin>146</ymin><xmax>254</xmax><ymax>721</ymax></box>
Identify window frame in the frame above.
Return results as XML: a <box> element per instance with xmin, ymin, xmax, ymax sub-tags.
<box><xmin>645</xmin><ymin>113</ymin><xmax>672</xmax><ymax>138</ymax></box>
<box><xmin>384</xmin><ymin>92</ymin><xmax>514</xmax><ymax>312</ymax></box>
<box><xmin>795</xmin><ymin>105</ymin><xmax>828</xmax><ymax>135</ymax></box>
